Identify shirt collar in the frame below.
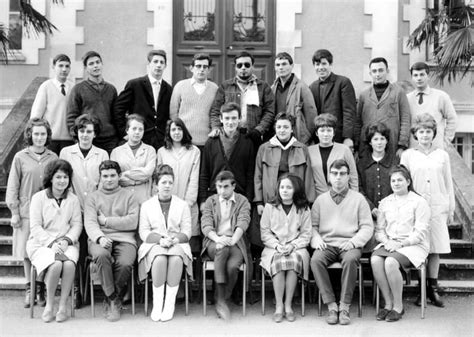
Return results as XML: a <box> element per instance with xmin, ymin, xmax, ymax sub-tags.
<box><xmin>277</xmin><ymin>73</ymin><xmax>294</xmax><ymax>89</ymax></box>
<box><xmin>219</xmin><ymin>193</ymin><xmax>236</xmax><ymax>204</ymax></box>
<box><xmin>329</xmin><ymin>186</ymin><xmax>349</xmax><ymax>200</ymax></box>
<box><xmin>148</xmin><ymin>74</ymin><xmax>162</xmax><ymax>86</ymax></box>
<box><xmin>414</xmin><ymin>85</ymin><xmax>431</xmax><ymax>95</ymax></box>
<box><xmin>52</xmin><ymin>78</ymin><xmax>68</xmax><ymax>89</ymax></box>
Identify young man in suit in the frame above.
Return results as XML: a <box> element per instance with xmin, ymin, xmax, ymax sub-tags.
<box><xmin>115</xmin><ymin>50</ymin><xmax>172</xmax><ymax>150</ymax></box>
<box><xmin>309</xmin><ymin>49</ymin><xmax>357</xmax><ymax>148</ymax></box>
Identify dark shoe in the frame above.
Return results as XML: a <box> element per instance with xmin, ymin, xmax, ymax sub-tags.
<box><xmin>326</xmin><ymin>310</ymin><xmax>338</xmax><ymax>325</ymax></box>
<box><xmin>376</xmin><ymin>308</ymin><xmax>391</xmax><ymax>321</ymax></box>
<box><xmin>339</xmin><ymin>310</ymin><xmax>351</xmax><ymax>325</ymax></box>
<box><xmin>107</xmin><ymin>298</ymin><xmax>121</xmax><ymax>322</ymax></box>
<box><xmin>215</xmin><ymin>301</ymin><xmax>231</xmax><ymax>321</ymax></box>
<box><xmin>385</xmin><ymin>308</ymin><xmax>404</xmax><ymax>322</ymax></box>
<box><xmin>414</xmin><ymin>295</ymin><xmax>422</xmax><ymax>307</ymax></box>
<box><xmin>102</xmin><ymin>299</ymin><xmax>110</xmax><ymax>318</ymax></box>
<box><xmin>272</xmin><ymin>311</ymin><xmax>284</xmax><ymax>323</ymax></box>
<box><xmin>36</xmin><ymin>283</ymin><xmax>46</xmax><ymax>307</ymax></box>
<box><xmin>286</xmin><ymin>310</ymin><xmax>296</xmax><ymax>322</ymax></box>
<box><xmin>427</xmin><ymin>279</ymin><xmax>445</xmax><ymax>307</ymax></box>
<box><xmin>24</xmin><ymin>288</ymin><xmax>34</xmax><ymax>308</ymax></box>
<box><xmin>55</xmin><ymin>310</ymin><xmax>68</xmax><ymax>323</ymax></box>
<box><xmin>74</xmin><ymin>286</ymin><xmax>82</xmax><ymax>309</ymax></box>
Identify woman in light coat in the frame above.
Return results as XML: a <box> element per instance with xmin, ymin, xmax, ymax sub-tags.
<box><xmin>371</xmin><ymin>165</ymin><xmax>430</xmax><ymax>322</ymax></box>
<box><xmin>260</xmin><ymin>174</ymin><xmax>311</xmax><ymax>323</ymax></box>
<box><xmin>110</xmin><ymin>114</ymin><xmax>156</xmax><ymax>204</ymax></box>
<box><xmin>26</xmin><ymin>159</ymin><xmax>82</xmax><ymax>322</ymax></box>
<box><xmin>138</xmin><ymin>165</ymin><xmax>192</xmax><ymax>322</ymax></box>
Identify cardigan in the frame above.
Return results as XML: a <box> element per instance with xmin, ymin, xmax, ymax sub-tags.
<box><xmin>169</xmin><ymin>78</ymin><xmax>218</xmax><ymax>146</ymax></box>
<box><xmin>59</xmin><ymin>144</ymin><xmax>109</xmax><ymax>208</ymax></box>
<box><xmin>308</xmin><ymin>142</ymin><xmax>358</xmax><ymax>197</ymax></box>
<box><xmin>84</xmin><ymin>186</ymin><xmax>139</xmax><ymax>246</ymax></box>
<box><xmin>199</xmin><ymin>132</ymin><xmax>255</xmax><ymax>203</ymax></box>
<box><xmin>30</xmin><ymin>78</ymin><xmax>74</xmax><ymax>140</ymax></box>
<box><xmin>310</xmin><ymin>189</ymin><xmax>373</xmax><ymax>249</ymax></box>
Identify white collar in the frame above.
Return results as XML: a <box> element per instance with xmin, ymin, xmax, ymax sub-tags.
<box><xmin>219</xmin><ymin>193</ymin><xmax>236</xmax><ymax>204</ymax></box>
<box><xmin>148</xmin><ymin>74</ymin><xmax>162</xmax><ymax>85</ymax></box>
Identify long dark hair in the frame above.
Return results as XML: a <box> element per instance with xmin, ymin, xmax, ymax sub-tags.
<box><xmin>163</xmin><ymin>118</ymin><xmax>193</xmax><ymax>150</ymax></box>
<box><xmin>389</xmin><ymin>164</ymin><xmax>416</xmax><ymax>193</ymax></box>
<box><xmin>43</xmin><ymin>159</ymin><xmax>73</xmax><ymax>190</ymax></box>
<box><xmin>271</xmin><ymin>173</ymin><xmax>309</xmax><ymax>211</ymax></box>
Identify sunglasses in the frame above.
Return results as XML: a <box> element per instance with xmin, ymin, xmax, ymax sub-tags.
<box><xmin>236</xmin><ymin>62</ymin><xmax>252</xmax><ymax>69</ymax></box>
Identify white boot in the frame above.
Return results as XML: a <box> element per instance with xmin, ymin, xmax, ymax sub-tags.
<box><xmin>161</xmin><ymin>284</ymin><xmax>179</xmax><ymax>322</ymax></box>
<box><xmin>150</xmin><ymin>284</ymin><xmax>164</xmax><ymax>322</ymax></box>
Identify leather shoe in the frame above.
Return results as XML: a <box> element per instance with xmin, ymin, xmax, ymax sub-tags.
<box><xmin>215</xmin><ymin>301</ymin><xmax>231</xmax><ymax>321</ymax></box>
<box><xmin>414</xmin><ymin>295</ymin><xmax>422</xmax><ymax>306</ymax></box>
<box><xmin>385</xmin><ymin>308</ymin><xmax>404</xmax><ymax>322</ymax></box>
<box><xmin>339</xmin><ymin>310</ymin><xmax>351</xmax><ymax>325</ymax></box>
<box><xmin>272</xmin><ymin>311</ymin><xmax>284</xmax><ymax>323</ymax></box>
<box><xmin>376</xmin><ymin>308</ymin><xmax>391</xmax><ymax>321</ymax></box>
<box><xmin>55</xmin><ymin>310</ymin><xmax>68</xmax><ymax>323</ymax></box>
<box><xmin>326</xmin><ymin>310</ymin><xmax>338</xmax><ymax>325</ymax></box>
<box><xmin>36</xmin><ymin>284</ymin><xmax>46</xmax><ymax>307</ymax></box>
<box><xmin>24</xmin><ymin>288</ymin><xmax>34</xmax><ymax>308</ymax></box>
<box><xmin>285</xmin><ymin>310</ymin><xmax>296</xmax><ymax>322</ymax></box>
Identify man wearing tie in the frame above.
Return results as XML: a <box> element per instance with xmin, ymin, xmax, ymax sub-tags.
<box><xmin>115</xmin><ymin>50</ymin><xmax>173</xmax><ymax>150</ymax></box>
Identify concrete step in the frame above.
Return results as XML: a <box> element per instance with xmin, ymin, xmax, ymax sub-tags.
<box><xmin>0</xmin><ymin>275</ymin><xmax>25</xmax><ymax>290</ymax></box>
<box><xmin>439</xmin><ymin>280</ymin><xmax>474</xmax><ymax>294</ymax></box>
<box><xmin>442</xmin><ymin>239</ymin><xmax>473</xmax><ymax>259</ymax></box>
<box><xmin>439</xmin><ymin>258</ymin><xmax>474</xmax><ymax>280</ymax></box>
<box><xmin>0</xmin><ymin>256</ymin><xmax>24</xmax><ymax>277</ymax></box>
<box><xmin>0</xmin><ymin>218</ymin><xmax>12</xmax><ymax>236</ymax></box>
<box><xmin>0</xmin><ymin>202</ymin><xmax>11</xmax><ymax>218</ymax></box>
<box><xmin>0</xmin><ymin>235</ymin><xmax>12</xmax><ymax>255</ymax></box>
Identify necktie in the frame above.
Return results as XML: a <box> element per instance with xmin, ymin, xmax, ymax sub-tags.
<box><xmin>60</xmin><ymin>84</ymin><xmax>66</xmax><ymax>96</ymax></box>
<box><xmin>152</xmin><ymin>81</ymin><xmax>159</xmax><ymax>111</ymax></box>
<box><xmin>417</xmin><ymin>92</ymin><xmax>424</xmax><ymax>105</ymax></box>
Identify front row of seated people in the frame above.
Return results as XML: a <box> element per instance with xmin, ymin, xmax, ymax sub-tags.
<box><xmin>24</xmin><ymin>155</ymin><xmax>430</xmax><ymax>325</ymax></box>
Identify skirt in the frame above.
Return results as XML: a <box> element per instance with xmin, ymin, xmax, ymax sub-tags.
<box><xmin>270</xmin><ymin>252</ymin><xmax>303</xmax><ymax>277</ymax></box>
<box><xmin>372</xmin><ymin>247</ymin><xmax>413</xmax><ymax>272</ymax></box>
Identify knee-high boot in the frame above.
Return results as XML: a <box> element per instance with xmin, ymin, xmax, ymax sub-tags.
<box><xmin>427</xmin><ymin>278</ymin><xmax>444</xmax><ymax>307</ymax></box>
<box><xmin>151</xmin><ymin>284</ymin><xmax>165</xmax><ymax>321</ymax></box>
<box><xmin>161</xmin><ymin>284</ymin><xmax>179</xmax><ymax>321</ymax></box>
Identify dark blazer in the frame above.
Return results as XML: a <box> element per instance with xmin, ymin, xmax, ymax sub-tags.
<box><xmin>309</xmin><ymin>72</ymin><xmax>357</xmax><ymax>143</ymax></box>
<box><xmin>114</xmin><ymin>75</ymin><xmax>172</xmax><ymax>149</ymax></box>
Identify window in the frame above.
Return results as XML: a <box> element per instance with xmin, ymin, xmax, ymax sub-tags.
<box><xmin>452</xmin><ymin>133</ymin><xmax>474</xmax><ymax>174</ymax></box>
<box><xmin>8</xmin><ymin>0</ymin><xmax>22</xmax><ymax>50</ymax></box>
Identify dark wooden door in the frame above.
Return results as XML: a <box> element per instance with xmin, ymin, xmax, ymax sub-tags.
<box><xmin>173</xmin><ymin>0</ymin><xmax>275</xmax><ymax>85</ymax></box>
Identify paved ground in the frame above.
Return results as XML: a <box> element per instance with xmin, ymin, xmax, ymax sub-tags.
<box><xmin>0</xmin><ymin>294</ymin><xmax>473</xmax><ymax>337</ymax></box>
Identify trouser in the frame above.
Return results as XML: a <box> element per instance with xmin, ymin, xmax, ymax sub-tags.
<box><xmin>48</xmin><ymin>139</ymin><xmax>75</xmax><ymax>155</ymax></box>
<box><xmin>310</xmin><ymin>245</ymin><xmax>361</xmax><ymax>305</ymax></box>
<box><xmin>88</xmin><ymin>241</ymin><xmax>136</xmax><ymax>297</ymax></box>
<box><xmin>207</xmin><ymin>244</ymin><xmax>243</xmax><ymax>299</ymax></box>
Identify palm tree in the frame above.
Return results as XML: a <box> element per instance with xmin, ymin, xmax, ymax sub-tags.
<box><xmin>1</xmin><ymin>0</ymin><xmax>61</xmax><ymax>63</ymax></box>
<box><xmin>407</xmin><ymin>2</ymin><xmax>473</xmax><ymax>85</ymax></box>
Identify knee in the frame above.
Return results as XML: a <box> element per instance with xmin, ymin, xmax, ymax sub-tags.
<box><xmin>341</xmin><ymin>254</ymin><xmax>359</xmax><ymax>269</ymax></box>
<box><xmin>92</xmin><ymin>249</ymin><xmax>111</xmax><ymax>265</ymax></box>
<box><xmin>310</xmin><ymin>253</ymin><xmax>326</xmax><ymax>268</ymax></box>
<box><xmin>227</xmin><ymin>261</ymin><xmax>240</xmax><ymax>275</ymax></box>
<box><xmin>384</xmin><ymin>257</ymin><xmax>400</xmax><ymax>273</ymax></box>
<box><xmin>371</xmin><ymin>256</ymin><xmax>384</xmax><ymax>269</ymax></box>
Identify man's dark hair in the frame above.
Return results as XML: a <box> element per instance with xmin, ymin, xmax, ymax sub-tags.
<box><xmin>369</xmin><ymin>57</ymin><xmax>388</xmax><ymax>69</ymax></box>
<box><xmin>99</xmin><ymin>160</ymin><xmax>121</xmax><ymax>176</ymax></box>
<box><xmin>82</xmin><ymin>51</ymin><xmax>102</xmax><ymax>67</ymax></box>
<box><xmin>312</xmin><ymin>49</ymin><xmax>333</xmax><ymax>65</ymax></box>
<box><xmin>148</xmin><ymin>49</ymin><xmax>167</xmax><ymax>64</ymax></box>
<box><xmin>234</xmin><ymin>51</ymin><xmax>255</xmax><ymax>65</ymax></box>
<box><xmin>192</xmin><ymin>53</ymin><xmax>212</xmax><ymax>67</ymax></box>
<box><xmin>53</xmin><ymin>54</ymin><xmax>71</xmax><ymax>65</ymax></box>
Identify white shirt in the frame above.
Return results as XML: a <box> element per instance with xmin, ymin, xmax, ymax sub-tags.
<box><xmin>191</xmin><ymin>78</ymin><xmax>207</xmax><ymax>95</ymax></box>
<box><xmin>148</xmin><ymin>74</ymin><xmax>162</xmax><ymax>110</ymax></box>
<box><xmin>217</xmin><ymin>193</ymin><xmax>236</xmax><ymax>236</ymax></box>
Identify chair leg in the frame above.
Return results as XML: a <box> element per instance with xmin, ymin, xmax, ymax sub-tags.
<box><xmin>318</xmin><ymin>290</ymin><xmax>322</xmax><ymax>317</ymax></box>
<box><xmin>185</xmin><ymin>273</ymin><xmax>189</xmax><ymax>316</ymax></box>
<box><xmin>358</xmin><ymin>264</ymin><xmax>362</xmax><ymax>317</ymax></box>
<box><xmin>71</xmin><ymin>268</ymin><xmax>76</xmax><ymax>318</ymax></box>
<box><xmin>144</xmin><ymin>275</ymin><xmax>148</xmax><ymax>317</ymax></box>
<box><xmin>30</xmin><ymin>265</ymin><xmax>36</xmax><ymax>318</ymax></box>
<box><xmin>242</xmin><ymin>264</ymin><xmax>246</xmax><ymax>316</ymax></box>
<box><xmin>301</xmin><ymin>280</ymin><xmax>305</xmax><ymax>317</ymax></box>
<box><xmin>375</xmin><ymin>283</ymin><xmax>380</xmax><ymax>315</ymax></box>
<box><xmin>131</xmin><ymin>269</ymin><xmax>135</xmax><ymax>316</ymax></box>
<box><xmin>261</xmin><ymin>268</ymin><xmax>265</xmax><ymax>315</ymax></box>
<box><xmin>90</xmin><ymin>264</ymin><xmax>95</xmax><ymax>317</ymax></box>
<box><xmin>421</xmin><ymin>265</ymin><xmax>426</xmax><ymax>319</ymax></box>
<box><xmin>202</xmin><ymin>263</ymin><xmax>207</xmax><ymax>316</ymax></box>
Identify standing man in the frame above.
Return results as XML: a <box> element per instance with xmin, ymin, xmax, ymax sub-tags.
<box><xmin>170</xmin><ymin>53</ymin><xmax>218</xmax><ymax>150</ymax></box>
<box><xmin>355</xmin><ymin>57</ymin><xmax>411</xmax><ymax>158</ymax></box>
<box><xmin>209</xmin><ymin>51</ymin><xmax>275</xmax><ymax>149</ymax></box>
<box><xmin>407</xmin><ymin>62</ymin><xmax>457</xmax><ymax>149</ymax></box>
<box><xmin>200</xmin><ymin>170</ymin><xmax>251</xmax><ymax>320</ymax></box>
<box><xmin>114</xmin><ymin>50</ymin><xmax>172</xmax><ymax>150</ymax></box>
<box><xmin>271</xmin><ymin>52</ymin><xmax>317</xmax><ymax>145</ymax></box>
<box><xmin>310</xmin><ymin>159</ymin><xmax>373</xmax><ymax>325</ymax></box>
<box><xmin>31</xmin><ymin>54</ymin><xmax>75</xmax><ymax>155</ymax></box>
<box><xmin>67</xmin><ymin>51</ymin><xmax>123</xmax><ymax>154</ymax></box>
<box><xmin>309</xmin><ymin>49</ymin><xmax>357</xmax><ymax>147</ymax></box>
<box><xmin>84</xmin><ymin>160</ymin><xmax>139</xmax><ymax>322</ymax></box>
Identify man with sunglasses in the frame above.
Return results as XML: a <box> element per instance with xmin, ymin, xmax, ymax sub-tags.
<box><xmin>170</xmin><ymin>53</ymin><xmax>219</xmax><ymax>150</ymax></box>
<box><xmin>209</xmin><ymin>52</ymin><xmax>275</xmax><ymax>150</ymax></box>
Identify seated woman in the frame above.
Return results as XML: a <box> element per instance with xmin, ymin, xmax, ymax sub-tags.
<box><xmin>371</xmin><ymin>165</ymin><xmax>430</xmax><ymax>322</ymax></box>
<box><xmin>138</xmin><ymin>164</ymin><xmax>192</xmax><ymax>322</ymax></box>
<box><xmin>308</xmin><ymin>113</ymin><xmax>358</xmax><ymax>197</ymax></box>
<box><xmin>26</xmin><ymin>159</ymin><xmax>82</xmax><ymax>323</ymax></box>
<box><xmin>260</xmin><ymin>174</ymin><xmax>312</xmax><ymax>323</ymax></box>
<box><xmin>111</xmin><ymin>114</ymin><xmax>156</xmax><ymax>204</ymax></box>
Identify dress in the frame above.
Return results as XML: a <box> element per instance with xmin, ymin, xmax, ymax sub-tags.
<box><xmin>138</xmin><ymin>195</ymin><xmax>193</xmax><ymax>282</ymax></box>
<box><xmin>5</xmin><ymin>148</ymin><xmax>58</xmax><ymax>258</ymax></box>
<box><xmin>26</xmin><ymin>190</ymin><xmax>82</xmax><ymax>274</ymax></box>
<box><xmin>260</xmin><ymin>203</ymin><xmax>311</xmax><ymax>280</ymax></box>
<box><xmin>401</xmin><ymin>147</ymin><xmax>454</xmax><ymax>253</ymax></box>
<box><xmin>374</xmin><ymin>192</ymin><xmax>431</xmax><ymax>268</ymax></box>
<box><xmin>156</xmin><ymin>145</ymin><xmax>200</xmax><ymax>235</ymax></box>
<box><xmin>111</xmin><ymin>142</ymin><xmax>156</xmax><ymax>204</ymax></box>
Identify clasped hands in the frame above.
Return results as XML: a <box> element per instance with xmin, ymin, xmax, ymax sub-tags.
<box><xmin>215</xmin><ymin>236</ymin><xmax>234</xmax><ymax>250</ymax></box>
<box><xmin>384</xmin><ymin>239</ymin><xmax>403</xmax><ymax>252</ymax></box>
<box><xmin>276</xmin><ymin>243</ymin><xmax>295</xmax><ymax>256</ymax></box>
<box><xmin>51</xmin><ymin>239</ymin><xmax>69</xmax><ymax>254</ymax></box>
<box><xmin>312</xmin><ymin>236</ymin><xmax>354</xmax><ymax>251</ymax></box>
<box><xmin>160</xmin><ymin>235</ymin><xmax>178</xmax><ymax>248</ymax></box>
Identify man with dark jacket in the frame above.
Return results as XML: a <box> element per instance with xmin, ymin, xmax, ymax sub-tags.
<box><xmin>114</xmin><ymin>50</ymin><xmax>172</xmax><ymax>150</ymax></box>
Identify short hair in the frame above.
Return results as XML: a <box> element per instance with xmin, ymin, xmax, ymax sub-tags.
<box><xmin>275</xmin><ymin>52</ymin><xmax>293</xmax><ymax>65</ymax></box>
<box><xmin>82</xmin><ymin>51</ymin><xmax>102</xmax><ymax>67</ymax></box>
<box><xmin>43</xmin><ymin>159</ymin><xmax>73</xmax><ymax>190</ymax></box>
<box><xmin>314</xmin><ymin>113</ymin><xmax>337</xmax><ymax>132</ymax></box>
<box><xmin>329</xmin><ymin>159</ymin><xmax>350</xmax><ymax>173</ymax></box>
<box><xmin>410</xmin><ymin>62</ymin><xmax>430</xmax><ymax>75</ymax></box>
<box><xmin>53</xmin><ymin>54</ymin><xmax>71</xmax><ymax>65</ymax></box>
<box><xmin>411</xmin><ymin>113</ymin><xmax>437</xmax><ymax>140</ymax></box>
<box><xmin>126</xmin><ymin>114</ymin><xmax>146</xmax><ymax>131</ymax></box>
<box><xmin>389</xmin><ymin>164</ymin><xmax>415</xmax><ymax>193</ymax></box>
<box><xmin>369</xmin><ymin>57</ymin><xmax>388</xmax><ymax>69</ymax></box>
<box><xmin>274</xmin><ymin>112</ymin><xmax>295</xmax><ymax>129</ymax></box>
<box><xmin>220</xmin><ymin>102</ymin><xmax>241</xmax><ymax>118</ymax></box>
<box><xmin>99</xmin><ymin>160</ymin><xmax>121</xmax><ymax>176</ymax></box>
<box><xmin>24</xmin><ymin>118</ymin><xmax>52</xmax><ymax>147</ymax></box>
<box><xmin>152</xmin><ymin>164</ymin><xmax>174</xmax><ymax>185</ymax></box>
<box><xmin>272</xmin><ymin>173</ymin><xmax>309</xmax><ymax>211</ymax></box>
<box><xmin>148</xmin><ymin>49</ymin><xmax>167</xmax><ymax>64</ymax></box>
<box><xmin>192</xmin><ymin>53</ymin><xmax>212</xmax><ymax>67</ymax></box>
<box><xmin>71</xmin><ymin>114</ymin><xmax>101</xmax><ymax>140</ymax></box>
<box><xmin>215</xmin><ymin>170</ymin><xmax>235</xmax><ymax>185</ymax></box>
<box><xmin>164</xmin><ymin>118</ymin><xmax>193</xmax><ymax>150</ymax></box>
<box><xmin>364</xmin><ymin>122</ymin><xmax>391</xmax><ymax>150</ymax></box>
<box><xmin>312</xmin><ymin>49</ymin><xmax>333</xmax><ymax>65</ymax></box>
<box><xmin>234</xmin><ymin>51</ymin><xmax>254</xmax><ymax>65</ymax></box>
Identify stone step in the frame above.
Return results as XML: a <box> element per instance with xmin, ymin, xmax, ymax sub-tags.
<box><xmin>442</xmin><ymin>239</ymin><xmax>473</xmax><ymax>259</ymax></box>
<box><xmin>0</xmin><ymin>186</ymin><xmax>5</xmax><ymax>201</ymax></box>
<box><xmin>0</xmin><ymin>202</ymin><xmax>11</xmax><ymax>218</ymax></box>
<box><xmin>439</xmin><ymin>258</ymin><xmax>474</xmax><ymax>280</ymax></box>
<box><xmin>439</xmin><ymin>280</ymin><xmax>474</xmax><ymax>294</ymax></box>
<box><xmin>0</xmin><ymin>236</ymin><xmax>12</xmax><ymax>256</ymax></box>
<box><xmin>0</xmin><ymin>256</ymin><xmax>24</xmax><ymax>277</ymax></box>
<box><xmin>0</xmin><ymin>218</ymin><xmax>12</xmax><ymax>236</ymax></box>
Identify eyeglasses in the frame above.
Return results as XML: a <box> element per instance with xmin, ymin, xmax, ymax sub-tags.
<box><xmin>194</xmin><ymin>64</ymin><xmax>209</xmax><ymax>69</ymax></box>
<box><xmin>236</xmin><ymin>62</ymin><xmax>251</xmax><ymax>69</ymax></box>
<box><xmin>329</xmin><ymin>171</ymin><xmax>348</xmax><ymax>176</ymax></box>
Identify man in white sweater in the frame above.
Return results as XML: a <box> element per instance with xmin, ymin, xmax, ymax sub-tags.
<box><xmin>31</xmin><ymin>54</ymin><xmax>75</xmax><ymax>154</ymax></box>
<box><xmin>310</xmin><ymin>159</ymin><xmax>373</xmax><ymax>325</ymax></box>
<box><xmin>170</xmin><ymin>53</ymin><xmax>218</xmax><ymax>149</ymax></box>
